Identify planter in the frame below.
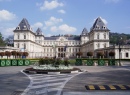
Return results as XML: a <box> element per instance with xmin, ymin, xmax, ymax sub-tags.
<box><xmin>24</xmin><ymin>60</ymin><xmax>30</xmax><ymax>66</ymax></box>
<box><xmin>11</xmin><ymin>60</ymin><xmax>17</xmax><ymax>66</ymax></box>
<box><xmin>86</xmin><ymin>59</ymin><xmax>94</xmax><ymax>66</ymax></box>
<box><xmin>0</xmin><ymin>60</ymin><xmax>6</xmax><ymax>67</ymax></box>
<box><xmin>98</xmin><ymin>59</ymin><xmax>105</xmax><ymax>66</ymax></box>
<box><xmin>18</xmin><ymin>60</ymin><xmax>24</xmax><ymax>66</ymax></box>
<box><xmin>75</xmin><ymin>59</ymin><xmax>82</xmax><ymax>66</ymax></box>
<box><xmin>5</xmin><ymin>60</ymin><xmax>11</xmax><ymax>66</ymax></box>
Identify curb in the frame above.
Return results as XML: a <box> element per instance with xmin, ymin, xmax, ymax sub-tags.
<box><xmin>23</xmin><ymin>70</ymin><xmax>80</xmax><ymax>74</ymax></box>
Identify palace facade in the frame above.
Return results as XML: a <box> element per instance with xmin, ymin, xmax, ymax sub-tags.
<box><xmin>12</xmin><ymin>17</ymin><xmax>130</xmax><ymax>59</ymax></box>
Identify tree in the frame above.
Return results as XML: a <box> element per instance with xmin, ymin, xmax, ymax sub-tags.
<box><xmin>97</xmin><ymin>51</ymin><xmax>104</xmax><ymax>58</ymax></box>
<box><xmin>11</xmin><ymin>51</ymin><xmax>17</xmax><ymax>58</ymax></box>
<box><xmin>109</xmin><ymin>51</ymin><xmax>115</xmax><ymax>58</ymax></box>
<box><xmin>0</xmin><ymin>52</ymin><xmax>5</xmax><ymax>58</ymax></box>
<box><xmin>5</xmin><ymin>51</ymin><xmax>11</xmax><ymax>59</ymax></box>
<box><xmin>17</xmin><ymin>52</ymin><xmax>23</xmax><ymax>58</ymax></box>
<box><xmin>76</xmin><ymin>52</ymin><xmax>83</xmax><ymax>58</ymax></box>
<box><xmin>5</xmin><ymin>35</ymin><xmax>14</xmax><ymax>46</ymax></box>
<box><xmin>0</xmin><ymin>32</ymin><xmax>6</xmax><ymax>46</ymax></box>
<box><xmin>22</xmin><ymin>52</ymin><xmax>29</xmax><ymax>58</ymax></box>
<box><xmin>87</xmin><ymin>52</ymin><xmax>93</xmax><ymax>58</ymax></box>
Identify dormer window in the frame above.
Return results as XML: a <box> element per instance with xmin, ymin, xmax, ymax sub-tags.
<box><xmin>23</xmin><ymin>25</ymin><xmax>27</xmax><ymax>30</ymax></box>
<box><xmin>102</xmin><ymin>26</ymin><xmax>106</xmax><ymax>29</ymax></box>
<box><xmin>16</xmin><ymin>26</ymin><xmax>20</xmax><ymax>30</ymax></box>
<box><xmin>96</xmin><ymin>25</ymin><xmax>100</xmax><ymax>29</ymax></box>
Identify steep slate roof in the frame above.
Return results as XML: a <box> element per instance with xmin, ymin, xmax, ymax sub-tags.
<box><xmin>18</xmin><ymin>18</ymin><xmax>31</xmax><ymax>30</ymax></box>
<box><xmin>81</xmin><ymin>28</ymin><xmax>88</xmax><ymax>35</ymax></box>
<box><xmin>36</xmin><ymin>28</ymin><xmax>43</xmax><ymax>35</ymax></box>
<box><xmin>91</xmin><ymin>17</ymin><xmax>109</xmax><ymax>31</ymax></box>
<box><xmin>44</xmin><ymin>37</ymin><xmax>57</xmax><ymax>40</ymax></box>
<box><xmin>44</xmin><ymin>36</ymin><xmax>80</xmax><ymax>40</ymax></box>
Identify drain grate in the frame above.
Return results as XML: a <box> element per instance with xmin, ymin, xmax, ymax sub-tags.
<box><xmin>11</xmin><ymin>91</ymin><xmax>23</xmax><ymax>95</ymax></box>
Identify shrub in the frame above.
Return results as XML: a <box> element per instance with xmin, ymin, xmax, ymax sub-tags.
<box><xmin>39</xmin><ymin>58</ymin><xmax>45</xmax><ymax>65</ymax></box>
<box><xmin>55</xmin><ymin>58</ymin><xmax>62</xmax><ymax>66</ymax></box>
<box><xmin>64</xmin><ymin>58</ymin><xmax>70</xmax><ymax>66</ymax></box>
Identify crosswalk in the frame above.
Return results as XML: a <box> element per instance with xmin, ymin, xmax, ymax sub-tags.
<box><xmin>21</xmin><ymin>72</ymin><xmax>81</xmax><ymax>95</ymax></box>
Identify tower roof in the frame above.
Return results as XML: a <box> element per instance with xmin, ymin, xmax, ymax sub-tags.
<box><xmin>36</xmin><ymin>28</ymin><xmax>43</xmax><ymax>35</ymax></box>
<box><xmin>15</xmin><ymin>18</ymin><xmax>31</xmax><ymax>30</ymax></box>
<box><xmin>81</xmin><ymin>28</ymin><xmax>88</xmax><ymax>36</ymax></box>
<box><xmin>91</xmin><ymin>17</ymin><xmax>109</xmax><ymax>31</ymax></box>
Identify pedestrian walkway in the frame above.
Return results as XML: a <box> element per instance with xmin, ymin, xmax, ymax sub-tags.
<box><xmin>21</xmin><ymin>72</ymin><xmax>81</xmax><ymax>95</ymax></box>
<box><xmin>85</xmin><ymin>85</ymin><xmax>130</xmax><ymax>90</ymax></box>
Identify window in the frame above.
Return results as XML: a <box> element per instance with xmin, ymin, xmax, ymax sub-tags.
<box><xmin>24</xmin><ymin>43</ymin><xmax>26</xmax><ymax>49</ymax></box>
<box><xmin>24</xmin><ymin>35</ymin><xmax>26</xmax><ymax>39</ymax></box>
<box><xmin>104</xmin><ymin>34</ymin><xmax>106</xmax><ymax>39</ymax></box>
<box><xmin>126</xmin><ymin>53</ymin><xmax>129</xmax><ymax>57</ymax></box>
<box><xmin>17</xmin><ymin>43</ymin><xmax>19</xmax><ymax>48</ymax></box>
<box><xmin>104</xmin><ymin>43</ymin><xmax>106</xmax><ymax>48</ymax></box>
<box><xmin>18</xmin><ymin>35</ymin><xmax>19</xmax><ymax>39</ymax></box>
<box><xmin>97</xmin><ymin>34</ymin><xmax>99</xmax><ymax>39</ymax></box>
<box><xmin>97</xmin><ymin>43</ymin><xmax>100</xmax><ymax>48</ymax></box>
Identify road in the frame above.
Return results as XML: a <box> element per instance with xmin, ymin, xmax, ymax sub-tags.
<box><xmin>0</xmin><ymin>61</ymin><xmax>130</xmax><ymax>95</ymax></box>
<box><xmin>0</xmin><ymin>66</ymin><xmax>30</xmax><ymax>95</ymax></box>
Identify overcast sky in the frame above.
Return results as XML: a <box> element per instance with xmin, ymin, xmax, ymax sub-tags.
<box><xmin>0</xmin><ymin>0</ymin><xmax>130</xmax><ymax>38</ymax></box>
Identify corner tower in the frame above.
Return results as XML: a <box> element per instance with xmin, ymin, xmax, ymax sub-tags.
<box><xmin>89</xmin><ymin>17</ymin><xmax>110</xmax><ymax>51</ymax></box>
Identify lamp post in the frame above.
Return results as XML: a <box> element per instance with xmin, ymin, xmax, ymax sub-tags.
<box><xmin>119</xmin><ymin>37</ymin><xmax>122</xmax><ymax>66</ymax></box>
<box><xmin>53</xmin><ymin>43</ymin><xmax>57</xmax><ymax>59</ymax></box>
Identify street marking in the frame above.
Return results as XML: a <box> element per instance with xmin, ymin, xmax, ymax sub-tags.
<box><xmin>88</xmin><ymin>85</ymin><xmax>95</xmax><ymax>90</ymax></box>
<box><xmin>21</xmin><ymin>70</ymin><xmax>82</xmax><ymax>95</ymax></box>
<box><xmin>99</xmin><ymin>85</ymin><xmax>106</xmax><ymax>90</ymax></box>
<box><xmin>118</xmin><ymin>85</ymin><xmax>126</xmax><ymax>90</ymax></box>
<box><xmin>85</xmin><ymin>85</ymin><xmax>130</xmax><ymax>90</ymax></box>
<box><xmin>108</xmin><ymin>85</ymin><xmax>116</xmax><ymax>90</ymax></box>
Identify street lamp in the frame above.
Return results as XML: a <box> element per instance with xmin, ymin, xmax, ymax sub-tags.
<box><xmin>52</xmin><ymin>43</ymin><xmax>57</xmax><ymax>59</ymax></box>
<box><xmin>119</xmin><ymin>37</ymin><xmax>122</xmax><ymax>66</ymax></box>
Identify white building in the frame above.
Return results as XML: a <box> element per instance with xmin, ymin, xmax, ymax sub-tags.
<box><xmin>12</xmin><ymin>17</ymin><xmax>130</xmax><ymax>59</ymax></box>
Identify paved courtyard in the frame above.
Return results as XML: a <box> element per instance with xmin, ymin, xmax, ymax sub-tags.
<box><xmin>0</xmin><ymin>61</ymin><xmax>130</xmax><ymax>95</ymax></box>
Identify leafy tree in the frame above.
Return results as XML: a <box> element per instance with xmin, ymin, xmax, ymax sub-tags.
<box><xmin>17</xmin><ymin>52</ymin><xmax>23</xmax><ymax>58</ymax></box>
<box><xmin>97</xmin><ymin>51</ymin><xmax>104</xmax><ymax>58</ymax></box>
<box><xmin>5</xmin><ymin>35</ymin><xmax>14</xmax><ymax>46</ymax></box>
<box><xmin>5</xmin><ymin>51</ymin><xmax>11</xmax><ymax>59</ymax></box>
<box><xmin>11</xmin><ymin>51</ymin><xmax>17</xmax><ymax>58</ymax></box>
<box><xmin>0</xmin><ymin>32</ymin><xmax>6</xmax><ymax>46</ymax></box>
<box><xmin>87</xmin><ymin>52</ymin><xmax>93</xmax><ymax>57</ymax></box>
<box><xmin>22</xmin><ymin>52</ymin><xmax>29</xmax><ymax>58</ymax></box>
<box><xmin>109</xmin><ymin>51</ymin><xmax>115</xmax><ymax>58</ymax></box>
<box><xmin>0</xmin><ymin>52</ymin><xmax>5</xmax><ymax>58</ymax></box>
